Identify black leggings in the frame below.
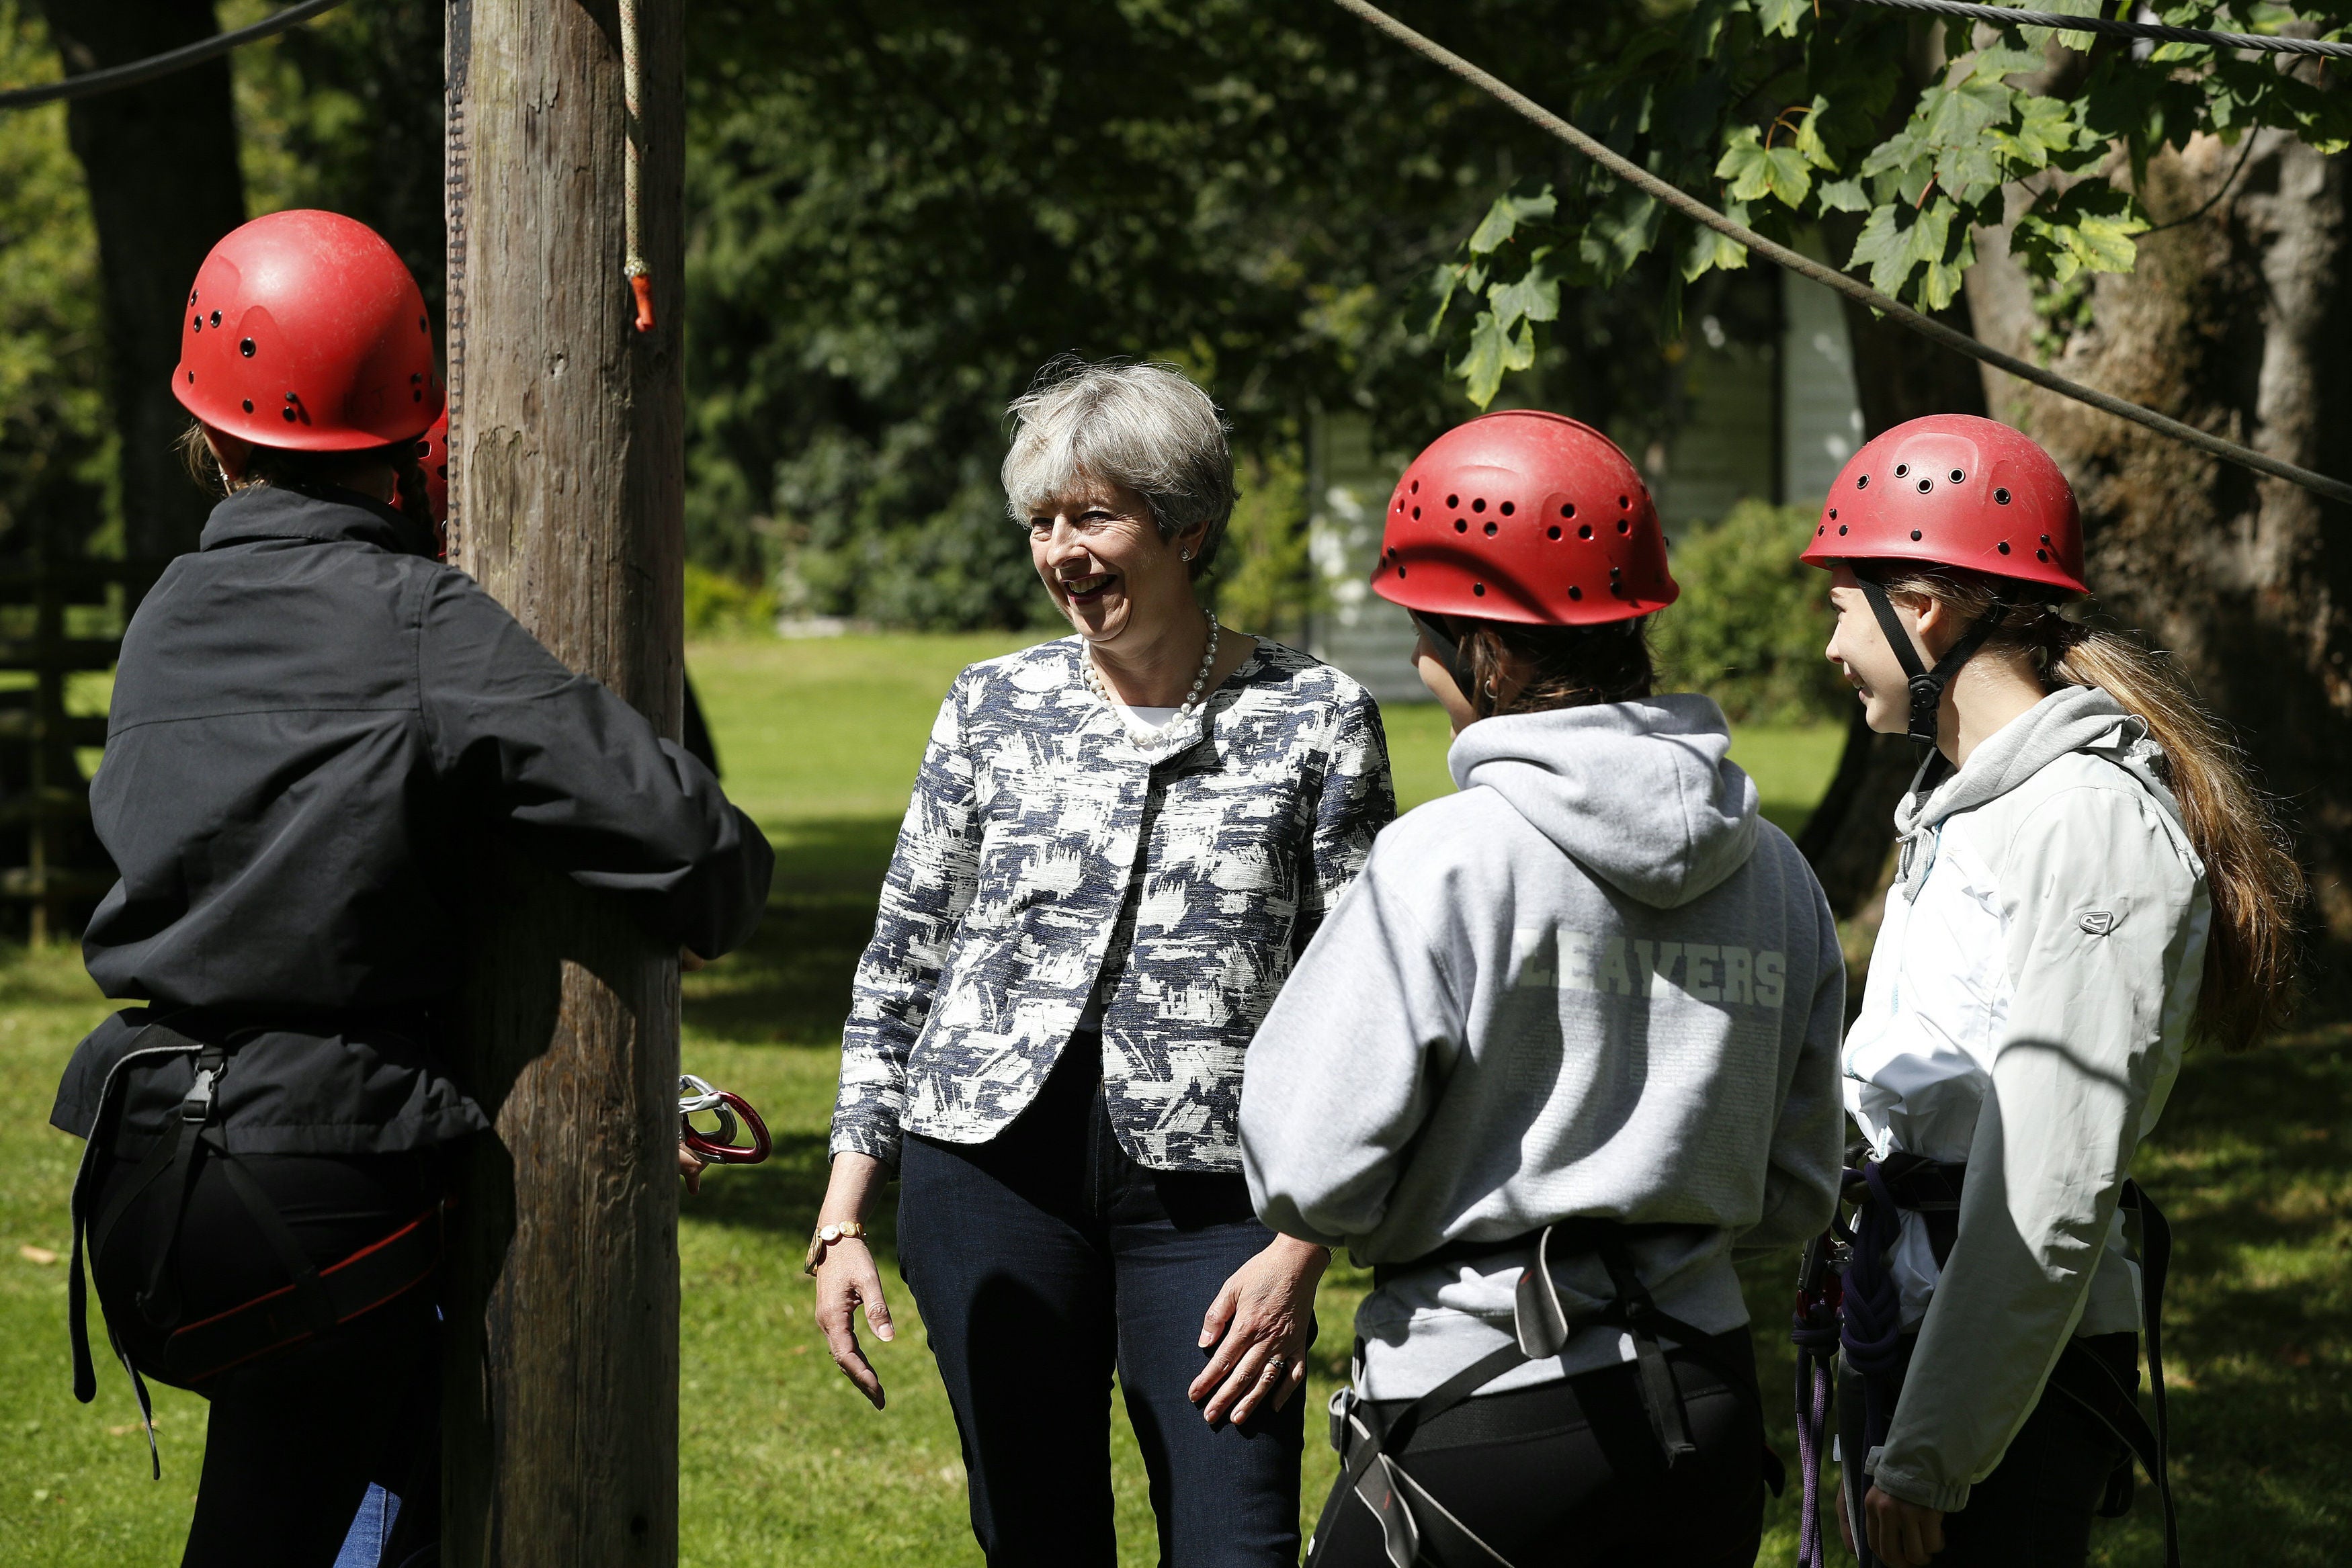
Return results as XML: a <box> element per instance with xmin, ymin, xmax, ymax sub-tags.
<box><xmin>1837</xmin><ymin>1334</ymin><xmax>2135</xmax><ymax>1568</ymax></box>
<box><xmin>1310</xmin><ymin>1332</ymin><xmax>1767</xmax><ymax>1567</ymax></box>
<box><xmin>89</xmin><ymin>1146</ymin><xmax>443</xmax><ymax>1568</ymax></box>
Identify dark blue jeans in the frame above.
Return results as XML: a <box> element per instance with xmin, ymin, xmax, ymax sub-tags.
<box><xmin>896</xmin><ymin>1043</ymin><xmax>1307</xmax><ymax>1567</ymax></box>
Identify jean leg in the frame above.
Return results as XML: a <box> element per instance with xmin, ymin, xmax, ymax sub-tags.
<box><xmin>898</xmin><ymin>1130</ymin><xmax>1120</xmax><ymax>1567</ymax></box>
<box><xmin>1111</xmin><ymin>1182</ymin><xmax>1305</xmax><ymax>1568</ymax></box>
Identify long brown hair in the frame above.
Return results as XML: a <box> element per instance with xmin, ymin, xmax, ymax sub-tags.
<box><xmin>1874</xmin><ymin>564</ymin><xmax>2304</xmax><ymax>1051</ymax></box>
<box><xmin>178</xmin><ymin>420</ymin><xmax>438</xmax><ymax>548</ymax></box>
<box><xmin>1439</xmin><ymin>613</ymin><xmax>1656</xmax><ymax>720</ymax></box>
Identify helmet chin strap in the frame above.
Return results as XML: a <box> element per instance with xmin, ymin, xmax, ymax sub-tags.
<box><xmin>1855</xmin><ymin>576</ymin><xmax>2011</xmax><ymax>752</ymax></box>
<box><xmin>1408</xmin><ymin>611</ymin><xmax>1482</xmax><ymax>709</ymax></box>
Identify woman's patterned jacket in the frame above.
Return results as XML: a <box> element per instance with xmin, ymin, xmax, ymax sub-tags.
<box><xmin>831</xmin><ymin>636</ymin><xmax>1396</xmax><ymax>1173</ymax></box>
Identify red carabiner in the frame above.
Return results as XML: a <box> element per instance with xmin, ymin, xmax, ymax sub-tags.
<box><xmin>681</xmin><ymin>1089</ymin><xmax>771</xmax><ymax>1165</ymax></box>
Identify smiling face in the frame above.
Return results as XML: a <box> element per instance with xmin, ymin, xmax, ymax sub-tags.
<box><xmin>1824</xmin><ymin>564</ymin><xmax>1929</xmax><ymax>735</ymax></box>
<box><xmin>1029</xmin><ymin>475</ymin><xmax>1200</xmax><ymax>646</ymax></box>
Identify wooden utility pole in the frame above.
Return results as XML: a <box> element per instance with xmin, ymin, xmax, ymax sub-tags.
<box><xmin>440</xmin><ymin>3</ymin><xmax>686</xmax><ymax>1565</ymax></box>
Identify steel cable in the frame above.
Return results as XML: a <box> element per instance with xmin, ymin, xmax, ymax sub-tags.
<box><xmin>1329</xmin><ymin>0</ymin><xmax>2352</xmax><ymax>507</ymax></box>
<box><xmin>0</xmin><ymin>0</ymin><xmax>353</xmax><ymax>112</ymax></box>
<box><xmin>1835</xmin><ymin>0</ymin><xmax>2352</xmax><ymax>59</ymax></box>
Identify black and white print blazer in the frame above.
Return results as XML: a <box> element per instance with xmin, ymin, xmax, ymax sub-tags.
<box><xmin>831</xmin><ymin>636</ymin><xmax>1396</xmax><ymax>1173</ymax></box>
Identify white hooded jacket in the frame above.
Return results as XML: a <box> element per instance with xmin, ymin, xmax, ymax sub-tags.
<box><xmin>1846</xmin><ymin>684</ymin><xmax>2211</xmax><ymax>1510</ymax></box>
<box><xmin>1241</xmin><ymin>695</ymin><xmax>1845</xmax><ymax>1399</ymax></box>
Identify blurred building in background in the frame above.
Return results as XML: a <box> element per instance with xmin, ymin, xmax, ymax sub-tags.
<box><xmin>1308</xmin><ymin>264</ymin><xmax>1863</xmax><ymax>702</ymax></box>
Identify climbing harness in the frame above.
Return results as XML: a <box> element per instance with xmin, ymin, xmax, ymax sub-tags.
<box><xmin>678</xmin><ymin>1073</ymin><xmax>771</xmax><ymax>1165</ymax></box>
<box><xmin>1837</xmin><ymin>0</ymin><xmax>2352</xmax><ymax>60</ymax></box>
<box><xmin>1307</xmin><ymin>1221</ymin><xmax>1780</xmax><ymax>1568</ymax></box>
<box><xmin>1792</xmin><ymin>1160</ymin><xmax>2179</xmax><ymax>1568</ymax></box>
<box><xmin>67</xmin><ymin>1020</ymin><xmax>444</xmax><ymax>1478</ymax></box>
<box><xmin>1327</xmin><ymin>0</ymin><xmax>2352</xmax><ymax>509</ymax></box>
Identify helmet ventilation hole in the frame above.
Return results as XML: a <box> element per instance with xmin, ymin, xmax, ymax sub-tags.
<box><xmin>1454</xmin><ymin>519</ymin><xmax>1468</xmax><ymax>533</ymax></box>
<box><xmin>1472</xmin><ymin>583</ymin><xmax>1486</xmax><ymax>597</ymax></box>
<box><xmin>419</xmin><ymin>316</ymin><xmax>429</xmax><ymax>333</ymax></box>
<box><xmin>1396</xmin><ymin>566</ymin><xmax>1406</xmax><ymax>578</ymax></box>
<box><xmin>1998</xmin><ymin>541</ymin><xmax>2011</xmax><ymax>554</ymax></box>
<box><xmin>1838</xmin><ymin>525</ymin><xmax>1849</xmax><ymax>536</ymax></box>
<box><xmin>1857</xmin><ymin>474</ymin><xmax>1870</xmax><ymax>490</ymax></box>
<box><xmin>210</xmin><ymin>311</ymin><xmax>222</xmax><ymax>327</ymax></box>
<box><xmin>1568</xmin><ymin>585</ymin><xmax>1583</xmax><ymax>601</ymax></box>
<box><xmin>241</xmin><ymin>398</ymin><xmax>253</xmax><ymax>412</ymax></box>
<box><xmin>1411</xmin><ymin>507</ymin><xmax>1421</xmax><ymax>520</ymax></box>
<box><xmin>1894</xmin><ymin>464</ymin><xmax>1909</xmax><ymax>478</ymax></box>
<box><xmin>2040</xmin><ymin>533</ymin><xmax>2050</xmax><ymax>544</ymax></box>
<box><xmin>1410</xmin><ymin>480</ymin><xmax>1419</xmax><ymax>493</ymax></box>
<box><xmin>239</xmin><ymin>338</ymin><xmax>256</xmax><ymax>357</ymax></box>
<box><xmin>1483</xmin><ymin>521</ymin><xmax>1497</xmax><ymax>536</ymax></box>
<box><xmin>1910</xmin><ymin>529</ymin><xmax>1923</xmax><ymax>541</ymax></box>
<box><xmin>1472</xmin><ymin>498</ymin><xmax>1486</xmax><ymax>513</ymax></box>
<box><xmin>1994</xmin><ymin>488</ymin><xmax>2012</xmax><ymax>505</ymax></box>
<box><xmin>282</xmin><ymin>407</ymin><xmax>296</xmax><ymax>422</ymax></box>
<box><xmin>1917</xmin><ymin>479</ymin><xmax>1932</xmax><ymax>493</ymax></box>
<box><xmin>1828</xmin><ymin>509</ymin><xmax>1837</xmax><ymax>521</ymax></box>
<box><xmin>1499</xmin><ymin>501</ymin><xmax>1515</xmax><ymax>516</ymax></box>
<box><xmin>1617</xmin><ymin>518</ymin><xmax>1630</xmax><ymax>533</ymax></box>
<box><xmin>191</xmin><ymin>315</ymin><xmax>202</xmax><ymax>331</ymax></box>
<box><xmin>1949</xmin><ymin>469</ymin><xmax>1964</xmax><ymax>482</ymax></box>
<box><xmin>2037</xmin><ymin>549</ymin><xmax>2050</xmax><ymax>561</ymax></box>
<box><xmin>1560</xmin><ymin>503</ymin><xmax>1575</xmax><ymax>518</ymax></box>
<box><xmin>1446</xmin><ymin>494</ymin><xmax>1459</xmax><ymax>508</ymax></box>
<box><xmin>184</xmin><ymin>370</ymin><xmax>194</xmax><ymax>384</ymax></box>
<box><xmin>1577</xmin><ymin>523</ymin><xmax>1593</xmax><ymax>539</ymax></box>
<box><xmin>1547</xmin><ymin>525</ymin><xmax>1562</xmax><ymax>541</ymax></box>
<box><xmin>1618</xmin><ymin>495</ymin><xmax>1630</xmax><ymax>509</ymax></box>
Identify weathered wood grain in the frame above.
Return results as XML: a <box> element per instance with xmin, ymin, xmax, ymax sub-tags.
<box><xmin>441</xmin><ymin>2</ymin><xmax>686</xmax><ymax>1563</ymax></box>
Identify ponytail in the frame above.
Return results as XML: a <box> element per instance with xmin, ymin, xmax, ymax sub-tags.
<box><xmin>1877</xmin><ymin>565</ymin><xmax>2304</xmax><ymax>1051</ymax></box>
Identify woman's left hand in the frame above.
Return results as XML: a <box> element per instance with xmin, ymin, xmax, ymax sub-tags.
<box><xmin>1188</xmin><ymin>1234</ymin><xmax>1330</xmax><ymax>1426</ymax></box>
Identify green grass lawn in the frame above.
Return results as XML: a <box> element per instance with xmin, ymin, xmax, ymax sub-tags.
<box><xmin>1</xmin><ymin>631</ymin><xmax>2341</xmax><ymax>1565</ymax></box>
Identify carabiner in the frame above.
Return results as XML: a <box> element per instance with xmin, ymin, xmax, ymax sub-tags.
<box><xmin>678</xmin><ymin>1077</ymin><xmax>771</xmax><ymax>1166</ymax></box>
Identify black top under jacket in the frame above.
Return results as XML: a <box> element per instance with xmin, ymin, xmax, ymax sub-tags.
<box><xmin>50</xmin><ymin>482</ymin><xmax>775</xmax><ymax>1154</ymax></box>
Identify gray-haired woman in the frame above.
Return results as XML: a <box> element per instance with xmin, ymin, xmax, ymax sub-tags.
<box><xmin>808</xmin><ymin>358</ymin><xmax>1396</xmax><ymax>1565</ymax></box>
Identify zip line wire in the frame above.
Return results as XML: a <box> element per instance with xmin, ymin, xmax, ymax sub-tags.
<box><xmin>1330</xmin><ymin>0</ymin><xmax>2352</xmax><ymax>507</ymax></box>
<box><xmin>0</xmin><ymin>0</ymin><xmax>353</xmax><ymax>113</ymax></box>
<box><xmin>1837</xmin><ymin>0</ymin><xmax>2352</xmax><ymax>59</ymax></box>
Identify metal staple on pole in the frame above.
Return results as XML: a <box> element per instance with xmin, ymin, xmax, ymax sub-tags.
<box><xmin>0</xmin><ymin>0</ymin><xmax>353</xmax><ymax>112</ymax></box>
<box><xmin>1329</xmin><ymin>0</ymin><xmax>2352</xmax><ymax>507</ymax></box>
<box><xmin>1837</xmin><ymin>0</ymin><xmax>2352</xmax><ymax>60</ymax></box>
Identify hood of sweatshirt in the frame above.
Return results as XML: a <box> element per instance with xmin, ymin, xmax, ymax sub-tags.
<box><xmin>1449</xmin><ymin>693</ymin><xmax>1760</xmax><ymax>910</ymax></box>
<box><xmin>1892</xmin><ymin>683</ymin><xmax>2185</xmax><ymax>893</ymax></box>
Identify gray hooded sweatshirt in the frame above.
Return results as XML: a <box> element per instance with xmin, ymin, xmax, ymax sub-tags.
<box><xmin>1241</xmin><ymin>695</ymin><xmax>1845</xmax><ymax>1399</ymax></box>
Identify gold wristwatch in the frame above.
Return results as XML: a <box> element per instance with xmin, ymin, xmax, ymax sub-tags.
<box><xmin>804</xmin><ymin>1219</ymin><xmax>868</xmax><ymax>1276</ymax></box>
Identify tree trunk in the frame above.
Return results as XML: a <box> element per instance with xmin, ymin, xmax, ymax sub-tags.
<box><xmin>39</xmin><ymin>0</ymin><xmax>246</xmax><ymax>562</ymax></box>
<box><xmin>1793</xmin><ymin>218</ymin><xmax>1990</xmax><ymax>918</ymax></box>
<box><xmin>439</xmin><ymin>1</ymin><xmax>687</xmax><ymax>1563</ymax></box>
<box><xmin>1968</xmin><ymin>132</ymin><xmax>2352</xmax><ymax>987</ymax></box>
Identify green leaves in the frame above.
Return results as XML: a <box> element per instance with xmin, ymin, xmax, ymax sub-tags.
<box><xmin>1431</xmin><ymin>185</ymin><xmax>1571</xmax><ymax>408</ymax></box>
<box><xmin>1715</xmin><ymin>126</ymin><xmax>1816</xmax><ymax>208</ymax></box>
<box><xmin>2011</xmin><ymin>181</ymin><xmax>2148</xmax><ymax>286</ymax></box>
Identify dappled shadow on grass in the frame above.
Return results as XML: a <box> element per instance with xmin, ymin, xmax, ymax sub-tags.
<box><xmin>2118</xmin><ymin>1025</ymin><xmax>2352</xmax><ymax>1565</ymax></box>
<box><xmin>684</xmin><ymin>816</ymin><xmax>898</xmax><ymax>1047</ymax></box>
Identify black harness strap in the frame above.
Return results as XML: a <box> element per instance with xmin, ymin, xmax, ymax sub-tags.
<box><xmin>66</xmin><ymin>1025</ymin><xmax>444</xmax><ymax>1477</ymax></box>
<box><xmin>1854</xmin><ymin>576</ymin><xmax>2011</xmax><ymax>750</ymax></box>
<box><xmin>1312</xmin><ymin>1223</ymin><xmax>1771</xmax><ymax>1568</ymax></box>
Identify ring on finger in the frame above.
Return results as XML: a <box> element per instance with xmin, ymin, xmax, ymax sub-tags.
<box><xmin>1263</xmin><ymin>1354</ymin><xmax>1288</xmax><ymax>1377</ymax></box>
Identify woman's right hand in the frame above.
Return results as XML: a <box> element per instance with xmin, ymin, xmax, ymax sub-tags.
<box><xmin>812</xmin><ymin>1236</ymin><xmax>895</xmax><ymax>1409</ymax></box>
<box><xmin>810</xmin><ymin>1151</ymin><xmax>895</xmax><ymax>1409</ymax></box>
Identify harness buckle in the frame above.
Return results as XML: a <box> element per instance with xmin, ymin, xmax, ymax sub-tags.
<box><xmin>179</xmin><ymin>1066</ymin><xmax>218</xmax><ymax>1123</ymax></box>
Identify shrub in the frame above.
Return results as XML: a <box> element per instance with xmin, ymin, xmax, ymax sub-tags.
<box><xmin>1648</xmin><ymin>499</ymin><xmax>1846</xmax><ymax>726</ymax></box>
<box><xmin>684</xmin><ymin>563</ymin><xmax>778</xmax><ymax>637</ymax></box>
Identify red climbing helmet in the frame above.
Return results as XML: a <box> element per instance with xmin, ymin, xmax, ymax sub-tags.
<box><xmin>413</xmin><ymin>412</ymin><xmax>450</xmax><ymax>524</ymax></box>
<box><xmin>1800</xmin><ymin>414</ymin><xmax>2087</xmax><ymax>595</ymax></box>
<box><xmin>1374</xmin><ymin>410</ymin><xmax>1675</xmax><ymax>625</ymax></box>
<box><xmin>171</xmin><ymin>209</ymin><xmax>443</xmax><ymax>451</ymax></box>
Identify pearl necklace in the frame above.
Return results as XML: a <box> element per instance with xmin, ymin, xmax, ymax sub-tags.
<box><xmin>1084</xmin><ymin>611</ymin><xmax>1220</xmax><ymax>745</ymax></box>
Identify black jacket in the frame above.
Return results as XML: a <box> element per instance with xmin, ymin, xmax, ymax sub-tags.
<box><xmin>51</xmin><ymin>483</ymin><xmax>774</xmax><ymax>1153</ymax></box>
